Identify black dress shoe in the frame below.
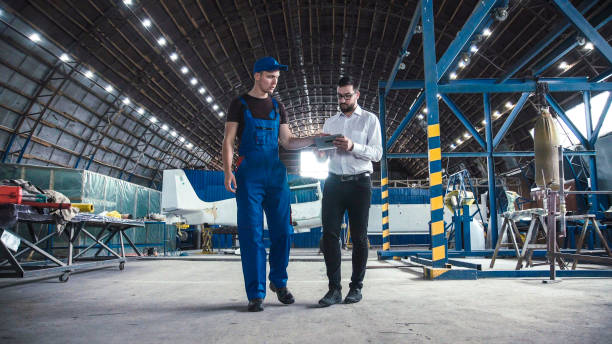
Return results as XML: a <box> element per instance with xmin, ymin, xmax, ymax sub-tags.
<box><xmin>343</xmin><ymin>288</ymin><xmax>362</xmax><ymax>304</ymax></box>
<box><xmin>248</xmin><ymin>298</ymin><xmax>264</xmax><ymax>312</ymax></box>
<box><xmin>318</xmin><ymin>289</ymin><xmax>342</xmax><ymax>307</ymax></box>
<box><xmin>269</xmin><ymin>282</ymin><xmax>295</xmax><ymax>304</ymax></box>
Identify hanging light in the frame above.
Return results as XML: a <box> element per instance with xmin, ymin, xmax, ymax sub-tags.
<box><xmin>483</xmin><ymin>28</ymin><xmax>492</xmax><ymax>37</ymax></box>
<box><xmin>584</xmin><ymin>42</ymin><xmax>594</xmax><ymax>50</ymax></box>
<box><xmin>505</xmin><ymin>101</ymin><xmax>513</xmax><ymax>109</ymax></box>
<box><xmin>180</xmin><ymin>66</ymin><xmax>189</xmax><ymax>74</ymax></box>
<box><xmin>449</xmin><ymin>72</ymin><xmax>457</xmax><ymax>79</ymax></box>
<box><xmin>218</xmin><ymin>112</ymin><xmax>225</xmax><ymax>117</ymax></box>
<box><xmin>142</xmin><ymin>18</ymin><xmax>152</xmax><ymax>28</ymax></box>
<box><xmin>190</xmin><ymin>78</ymin><xmax>198</xmax><ymax>85</ymax></box>
<box><xmin>206</xmin><ymin>96</ymin><xmax>213</xmax><ymax>103</ymax></box>
<box><xmin>212</xmin><ymin>104</ymin><xmax>219</xmax><ymax>110</ymax></box>
<box><xmin>170</xmin><ymin>52</ymin><xmax>178</xmax><ymax>61</ymax></box>
<box><xmin>157</xmin><ymin>37</ymin><xmax>167</xmax><ymax>46</ymax></box>
<box><xmin>198</xmin><ymin>87</ymin><xmax>206</xmax><ymax>94</ymax></box>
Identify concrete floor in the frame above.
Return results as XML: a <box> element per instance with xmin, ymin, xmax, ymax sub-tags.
<box><xmin>0</xmin><ymin>250</ymin><xmax>611</xmax><ymax>344</ymax></box>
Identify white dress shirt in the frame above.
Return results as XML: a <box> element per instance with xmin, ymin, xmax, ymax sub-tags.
<box><xmin>322</xmin><ymin>105</ymin><xmax>383</xmax><ymax>175</ymax></box>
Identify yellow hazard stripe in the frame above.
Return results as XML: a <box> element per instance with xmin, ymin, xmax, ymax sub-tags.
<box><xmin>428</xmin><ymin>124</ymin><xmax>440</xmax><ymax>138</ymax></box>
<box><xmin>430</xmin><ymin>171</ymin><xmax>442</xmax><ymax>186</ymax></box>
<box><xmin>382</xmin><ymin>229</ymin><xmax>390</xmax><ymax>236</ymax></box>
<box><xmin>382</xmin><ymin>190</ymin><xmax>388</xmax><ymax>199</ymax></box>
<box><xmin>431</xmin><ymin>196</ymin><xmax>443</xmax><ymax>210</ymax></box>
<box><xmin>382</xmin><ymin>216</ymin><xmax>389</xmax><ymax>225</ymax></box>
<box><xmin>431</xmin><ymin>220</ymin><xmax>444</xmax><ymax>236</ymax></box>
<box><xmin>432</xmin><ymin>245</ymin><xmax>446</xmax><ymax>260</ymax></box>
<box><xmin>383</xmin><ymin>242</ymin><xmax>390</xmax><ymax>250</ymax></box>
<box><xmin>381</xmin><ymin>177</ymin><xmax>388</xmax><ymax>186</ymax></box>
<box><xmin>382</xmin><ymin>203</ymin><xmax>389</xmax><ymax>211</ymax></box>
<box><xmin>429</xmin><ymin>147</ymin><xmax>441</xmax><ymax>161</ymax></box>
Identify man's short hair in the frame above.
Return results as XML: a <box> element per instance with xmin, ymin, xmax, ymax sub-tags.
<box><xmin>337</xmin><ymin>76</ymin><xmax>359</xmax><ymax>90</ymax></box>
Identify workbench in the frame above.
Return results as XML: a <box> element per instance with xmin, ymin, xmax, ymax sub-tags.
<box><xmin>0</xmin><ymin>204</ymin><xmax>144</xmax><ymax>282</ymax></box>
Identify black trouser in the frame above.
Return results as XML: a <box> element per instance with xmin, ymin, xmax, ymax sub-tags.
<box><xmin>321</xmin><ymin>173</ymin><xmax>371</xmax><ymax>291</ymax></box>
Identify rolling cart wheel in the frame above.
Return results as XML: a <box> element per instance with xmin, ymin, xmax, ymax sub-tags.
<box><xmin>59</xmin><ymin>272</ymin><xmax>70</xmax><ymax>282</ymax></box>
<box><xmin>119</xmin><ymin>262</ymin><xmax>125</xmax><ymax>270</ymax></box>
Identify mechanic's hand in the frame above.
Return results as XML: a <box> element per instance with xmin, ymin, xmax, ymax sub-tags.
<box><xmin>333</xmin><ymin>135</ymin><xmax>354</xmax><ymax>151</ymax></box>
<box><xmin>224</xmin><ymin>172</ymin><xmax>237</xmax><ymax>193</ymax></box>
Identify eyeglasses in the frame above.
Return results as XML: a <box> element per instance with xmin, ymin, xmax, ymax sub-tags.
<box><xmin>337</xmin><ymin>93</ymin><xmax>355</xmax><ymax>100</ymax></box>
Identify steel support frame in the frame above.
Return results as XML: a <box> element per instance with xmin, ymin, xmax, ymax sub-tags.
<box><xmin>377</xmin><ymin>0</ymin><xmax>612</xmax><ymax>278</ymax></box>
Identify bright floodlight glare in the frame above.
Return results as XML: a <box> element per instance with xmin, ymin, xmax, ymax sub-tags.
<box><xmin>137</xmin><ymin>107</ymin><xmax>145</xmax><ymax>115</ymax></box>
<box><xmin>122</xmin><ymin>97</ymin><xmax>130</xmax><ymax>105</ymax></box>
<box><xmin>157</xmin><ymin>37</ymin><xmax>166</xmax><ymax>46</ymax></box>
<box><xmin>190</xmin><ymin>78</ymin><xmax>197</xmax><ymax>85</ymax></box>
<box><xmin>181</xmin><ymin>66</ymin><xmax>188</xmax><ymax>74</ymax></box>
<box><xmin>483</xmin><ymin>28</ymin><xmax>492</xmax><ymax>36</ymax></box>
<box><xmin>170</xmin><ymin>53</ymin><xmax>178</xmax><ymax>61</ymax></box>
<box><xmin>161</xmin><ymin>124</ymin><xmax>168</xmax><ymax>131</ymax></box>
<box><xmin>450</xmin><ymin>72</ymin><xmax>457</xmax><ymax>79</ymax></box>
<box><xmin>142</xmin><ymin>19</ymin><xmax>151</xmax><ymax>28</ymax></box>
<box><xmin>584</xmin><ymin>42</ymin><xmax>594</xmax><ymax>50</ymax></box>
<box><xmin>84</xmin><ymin>70</ymin><xmax>94</xmax><ymax>79</ymax></box>
<box><xmin>206</xmin><ymin>96</ymin><xmax>213</xmax><ymax>103</ymax></box>
<box><xmin>198</xmin><ymin>87</ymin><xmax>206</xmax><ymax>94</ymax></box>
<box><xmin>29</xmin><ymin>33</ymin><xmax>41</xmax><ymax>42</ymax></box>
<box><xmin>105</xmin><ymin>85</ymin><xmax>114</xmax><ymax>93</ymax></box>
<box><xmin>60</xmin><ymin>53</ymin><xmax>70</xmax><ymax>62</ymax></box>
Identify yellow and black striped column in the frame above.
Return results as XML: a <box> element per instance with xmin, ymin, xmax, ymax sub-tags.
<box><xmin>422</xmin><ymin>0</ymin><xmax>447</xmax><ymax>269</ymax></box>
<box><xmin>379</xmin><ymin>89</ymin><xmax>391</xmax><ymax>251</ymax></box>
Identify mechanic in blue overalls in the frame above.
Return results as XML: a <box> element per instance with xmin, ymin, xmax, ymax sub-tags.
<box><xmin>222</xmin><ymin>57</ymin><xmax>315</xmax><ymax>312</ymax></box>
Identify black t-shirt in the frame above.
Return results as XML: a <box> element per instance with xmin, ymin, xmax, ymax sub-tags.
<box><xmin>226</xmin><ymin>94</ymin><xmax>289</xmax><ymax>141</ymax></box>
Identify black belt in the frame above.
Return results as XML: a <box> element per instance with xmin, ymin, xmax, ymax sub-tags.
<box><xmin>329</xmin><ymin>172</ymin><xmax>371</xmax><ymax>182</ymax></box>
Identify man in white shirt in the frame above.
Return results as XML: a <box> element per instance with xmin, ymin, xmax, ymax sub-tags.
<box><xmin>317</xmin><ymin>77</ymin><xmax>382</xmax><ymax>307</ymax></box>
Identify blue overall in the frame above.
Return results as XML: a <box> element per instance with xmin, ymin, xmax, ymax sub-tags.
<box><xmin>235</xmin><ymin>97</ymin><xmax>293</xmax><ymax>301</ymax></box>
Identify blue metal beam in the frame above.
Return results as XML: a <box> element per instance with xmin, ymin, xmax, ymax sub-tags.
<box><xmin>553</xmin><ymin>0</ymin><xmax>612</xmax><ymax>64</ymax></box>
<box><xmin>440</xmin><ymin>94</ymin><xmax>486</xmax><ymax>149</ymax></box>
<box><xmin>384</xmin><ymin>0</ymin><xmax>422</xmax><ymax>96</ymax></box>
<box><xmin>381</xmin><ymin>79</ymin><xmax>612</xmax><ymax>93</ymax></box>
<box><xmin>591</xmin><ymin>68</ymin><xmax>612</xmax><ymax>83</ymax></box>
<box><xmin>545</xmin><ymin>93</ymin><xmax>590</xmax><ymax>148</ymax></box>
<box><xmin>387</xmin><ymin>150</ymin><xmax>595</xmax><ymax>159</ymax></box>
<box><xmin>533</xmin><ymin>12</ymin><xmax>611</xmax><ymax>77</ymax></box>
<box><xmin>484</xmin><ymin>93</ymin><xmax>498</xmax><ymax>246</ymax></box>
<box><xmin>436</xmin><ymin>0</ymin><xmax>498</xmax><ymax>80</ymax></box>
<box><xmin>386</xmin><ymin>92</ymin><xmax>425</xmax><ymax>149</ymax></box>
<box><xmin>499</xmin><ymin>0</ymin><xmax>598</xmax><ymax>82</ymax></box>
<box><xmin>422</xmin><ymin>0</ymin><xmax>447</xmax><ymax>268</ymax></box>
<box><xmin>591</xmin><ymin>92</ymin><xmax>611</xmax><ymax>146</ymax></box>
<box><xmin>493</xmin><ymin>92</ymin><xmax>530</xmax><ymax>148</ymax></box>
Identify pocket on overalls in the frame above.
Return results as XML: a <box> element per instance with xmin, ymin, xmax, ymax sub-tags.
<box><xmin>255</xmin><ymin>126</ymin><xmax>274</xmax><ymax>145</ymax></box>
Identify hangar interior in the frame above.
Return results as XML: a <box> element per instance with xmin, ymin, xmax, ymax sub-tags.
<box><xmin>0</xmin><ymin>0</ymin><xmax>611</xmax><ymax>343</ymax></box>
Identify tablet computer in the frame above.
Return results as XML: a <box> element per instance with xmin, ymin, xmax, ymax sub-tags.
<box><xmin>314</xmin><ymin>134</ymin><xmax>342</xmax><ymax>151</ymax></box>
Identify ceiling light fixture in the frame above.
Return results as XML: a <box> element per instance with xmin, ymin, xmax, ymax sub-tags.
<box><xmin>483</xmin><ymin>28</ymin><xmax>492</xmax><ymax>37</ymax></box>
<box><xmin>150</xmin><ymin>116</ymin><xmax>158</xmax><ymax>123</ymax></box>
<box><xmin>218</xmin><ymin>112</ymin><xmax>225</xmax><ymax>117</ymax></box>
<box><xmin>190</xmin><ymin>78</ymin><xmax>197</xmax><ymax>85</ymax></box>
<box><xmin>449</xmin><ymin>72</ymin><xmax>457</xmax><ymax>80</ymax></box>
<box><xmin>180</xmin><ymin>66</ymin><xmax>188</xmax><ymax>74</ymax></box>
<box><xmin>206</xmin><ymin>96</ymin><xmax>212</xmax><ymax>103</ymax></box>
<box><xmin>505</xmin><ymin>101</ymin><xmax>513</xmax><ymax>108</ymax></box>
<box><xmin>157</xmin><ymin>37</ymin><xmax>166</xmax><ymax>46</ymax></box>
<box><xmin>60</xmin><ymin>53</ymin><xmax>70</xmax><ymax>62</ymax></box>
<box><xmin>122</xmin><ymin>97</ymin><xmax>130</xmax><ymax>105</ymax></box>
<box><xmin>198</xmin><ymin>87</ymin><xmax>206</xmax><ymax>94</ymax></box>
<box><xmin>584</xmin><ymin>42</ymin><xmax>594</xmax><ymax>50</ymax></box>
<box><xmin>212</xmin><ymin>104</ymin><xmax>219</xmax><ymax>110</ymax></box>
<box><xmin>105</xmin><ymin>85</ymin><xmax>114</xmax><ymax>93</ymax></box>
<box><xmin>137</xmin><ymin>107</ymin><xmax>145</xmax><ymax>115</ymax></box>
<box><xmin>170</xmin><ymin>52</ymin><xmax>178</xmax><ymax>61</ymax></box>
<box><xmin>142</xmin><ymin>19</ymin><xmax>151</xmax><ymax>28</ymax></box>
<box><xmin>559</xmin><ymin>61</ymin><xmax>569</xmax><ymax>70</ymax></box>
<box><xmin>161</xmin><ymin>124</ymin><xmax>169</xmax><ymax>131</ymax></box>
<box><xmin>29</xmin><ymin>33</ymin><xmax>41</xmax><ymax>42</ymax></box>
<box><xmin>84</xmin><ymin>70</ymin><xmax>94</xmax><ymax>79</ymax></box>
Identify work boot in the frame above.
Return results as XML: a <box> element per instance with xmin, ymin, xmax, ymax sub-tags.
<box><xmin>343</xmin><ymin>288</ymin><xmax>362</xmax><ymax>304</ymax></box>
<box><xmin>269</xmin><ymin>282</ymin><xmax>295</xmax><ymax>304</ymax></box>
<box><xmin>247</xmin><ymin>298</ymin><xmax>264</xmax><ymax>312</ymax></box>
<box><xmin>318</xmin><ymin>289</ymin><xmax>342</xmax><ymax>307</ymax></box>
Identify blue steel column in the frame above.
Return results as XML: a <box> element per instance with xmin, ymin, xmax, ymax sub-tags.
<box><xmin>422</xmin><ymin>0</ymin><xmax>447</xmax><ymax>268</ymax></box>
<box><xmin>379</xmin><ymin>89</ymin><xmax>391</xmax><ymax>251</ymax></box>
<box><xmin>583</xmin><ymin>91</ymin><xmax>599</xmax><ymax>212</ymax></box>
<box><xmin>484</xmin><ymin>93</ymin><xmax>498</xmax><ymax>247</ymax></box>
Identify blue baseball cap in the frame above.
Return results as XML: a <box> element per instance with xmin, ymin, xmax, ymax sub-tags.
<box><xmin>253</xmin><ymin>57</ymin><xmax>288</xmax><ymax>74</ymax></box>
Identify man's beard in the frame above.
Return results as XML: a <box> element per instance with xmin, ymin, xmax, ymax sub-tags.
<box><xmin>340</xmin><ymin>103</ymin><xmax>356</xmax><ymax>113</ymax></box>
